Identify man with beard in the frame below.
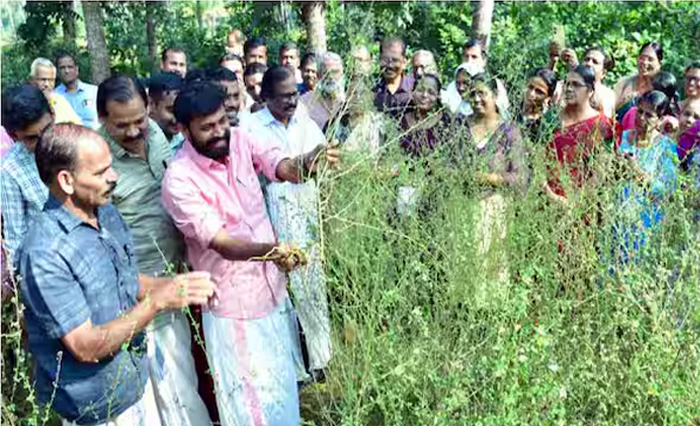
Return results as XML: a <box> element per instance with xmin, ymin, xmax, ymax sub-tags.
<box><xmin>98</xmin><ymin>75</ymin><xmax>212</xmax><ymax>426</ymax></box>
<box><xmin>206</xmin><ymin>67</ymin><xmax>244</xmax><ymax>127</ymax></box>
<box><xmin>243</xmin><ymin>66</ymin><xmax>333</xmax><ymax>382</ymax></box>
<box><xmin>373</xmin><ymin>36</ymin><xmax>414</xmax><ymax>118</ymax></box>
<box><xmin>162</xmin><ymin>79</ymin><xmax>339</xmax><ymax>426</ymax></box>
<box><xmin>300</xmin><ymin>52</ymin><xmax>346</xmax><ymax>131</ymax></box>
<box><xmin>1</xmin><ymin>85</ymin><xmax>54</xmax><ymax>269</ymax></box>
<box><xmin>148</xmin><ymin>72</ymin><xmax>186</xmax><ymax>153</ymax></box>
<box><xmin>19</xmin><ymin>123</ymin><xmax>214</xmax><ymax>425</ymax></box>
<box><xmin>54</xmin><ymin>50</ymin><xmax>99</xmax><ymax>129</ymax></box>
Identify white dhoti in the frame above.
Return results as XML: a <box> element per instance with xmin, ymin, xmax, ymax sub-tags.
<box><xmin>147</xmin><ymin>311</ymin><xmax>212</xmax><ymax>426</ymax></box>
<box><xmin>265</xmin><ymin>180</ymin><xmax>332</xmax><ymax>371</ymax></box>
<box><xmin>62</xmin><ymin>378</ymin><xmax>161</xmax><ymax>426</ymax></box>
<box><xmin>203</xmin><ymin>297</ymin><xmax>302</xmax><ymax>426</ymax></box>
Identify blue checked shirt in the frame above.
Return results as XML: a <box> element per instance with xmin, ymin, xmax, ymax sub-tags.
<box><xmin>19</xmin><ymin>195</ymin><xmax>148</xmax><ymax>425</ymax></box>
<box><xmin>0</xmin><ymin>142</ymin><xmax>49</xmax><ymax>268</ymax></box>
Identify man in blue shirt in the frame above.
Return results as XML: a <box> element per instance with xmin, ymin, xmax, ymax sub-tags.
<box><xmin>0</xmin><ymin>85</ymin><xmax>54</xmax><ymax>269</ymax></box>
<box><xmin>19</xmin><ymin>123</ymin><xmax>214</xmax><ymax>425</ymax></box>
<box><xmin>54</xmin><ymin>50</ymin><xmax>99</xmax><ymax>129</ymax></box>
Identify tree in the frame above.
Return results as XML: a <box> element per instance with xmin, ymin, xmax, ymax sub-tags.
<box><xmin>61</xmin><ymin>1</ymin><xmax>77</xmax><ymax>48</ymax></box>
<box><xmin>18</xmin><ymin>1</ymin><xmax>78</xmax><ymax>51</ymax></box>
<box><xmin>302</xmin><ymin>2</ymin><xmax>327</xmax><ymax>55</ymax></box>
<box><xmin>146</xmin><ymin>1</ymin><xmax>158</xmax><ymax>71</ymax></box>
<box><xmin>82</xmin><ymin>0</ymin><xmax>110</xmax><ymax>84</ymax></box>
<box><xmin>472</xmin><ymin>0</ymin><xmax>494</xmax><ymax>51</ymax></box>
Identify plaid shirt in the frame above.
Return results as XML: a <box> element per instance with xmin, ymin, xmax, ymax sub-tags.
<box><xmin>0</xmin><ymin>142</ymin><xmax>48</xmax><ymax>268</ymax></box>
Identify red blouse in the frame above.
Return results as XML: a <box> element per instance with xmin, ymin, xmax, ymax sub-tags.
<box><xmin>547</xmin><ymin>114</ymin><xmax>613</xmax><ymax>197</ymax></box>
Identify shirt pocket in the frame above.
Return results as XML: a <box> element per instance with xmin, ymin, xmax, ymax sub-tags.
<box><xmin>75</xmin><ymin>252</ymin><xmax>123</xmax><ymax>326</ymax></box>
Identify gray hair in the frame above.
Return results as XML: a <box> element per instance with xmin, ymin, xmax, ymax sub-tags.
<box><xmin>318</xmin><ymin>52</ymin><xmax>343</xmax><ymax>75</ymax></box>
<box><xmin>412</xmin><ymin>49</ymin><xmax>435</xmax><ymax>62</ymax></box>
<box><xmin>30</xmin><ymin>57</ymin><xmax>56</xmax><ymax>78</ymax></box>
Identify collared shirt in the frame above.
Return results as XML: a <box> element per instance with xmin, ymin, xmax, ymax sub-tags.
<box><xmin>169</xmin><ymin>132</ymin><xmax>185</xmax><ymax>155</ymax></box>
<box><xmin>241</xmin><ymin>107</ymin><xmax>324</xmax><ymax>268</ymax></box>
<box><xmin>49</xmin><ymin>92</ymin><xmax>83</xmax><ymax>125</ymax></box>
<box><xmin>373</xmin><ymin>74</ymin><xmax>415</xmax><ymax>118</ymax></box>
<box><xmin>19</xmin><ymin>196</ymin><xmax>148</xmax><ymax>425</ymax></box>
<box><xmin>55</xmin><ymin>80</ymin><xmax>99</xmax><ymax>129</ymax></box>
<box><xmin>162</xmin><ymin>129</ymin><xmax>288</xmax><ymax>319</ymax></box>
<box><xmin>300</xmin><ymin>91</ymin><xmax>343</xmax><ymax>132</ymax></box>
<box><xmin>0</xmin><ymin>142</ymin><xmax>49</xmax><ymax>268</ymax></box>
<box><xmin>100</xmin><ymin>119</ymin><xmax>184</xmax><ymax>276</ymax></box>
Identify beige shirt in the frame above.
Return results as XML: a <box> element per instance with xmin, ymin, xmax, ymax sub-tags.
<box><xmin>49</xmin><ymin>93</ymin><xmax>82</xmax><ymax>125</ymax></box>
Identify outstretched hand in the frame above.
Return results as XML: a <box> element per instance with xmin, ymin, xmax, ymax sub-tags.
<box><xmin>151</xmin><ymin>271</ymin><xmax>215</xmax><ymax>310</ymax></box>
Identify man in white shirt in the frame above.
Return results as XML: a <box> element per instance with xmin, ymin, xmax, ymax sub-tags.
<box><xmin>240</xmin><ymin>66</ymin><xmax>332</xmax><ymax>379</ymax></box>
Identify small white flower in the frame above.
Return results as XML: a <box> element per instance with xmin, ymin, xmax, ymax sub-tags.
<box><xmin>559</xmin><ymin>387</ymin><xmax>568</xmax><ymax>399</ymax></box>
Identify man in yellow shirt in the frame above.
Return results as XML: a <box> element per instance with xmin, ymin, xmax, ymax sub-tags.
<box><xmin>29</xmin><ymin>57</ymin><xmax>82</xmax><ymax>125</ymax></box>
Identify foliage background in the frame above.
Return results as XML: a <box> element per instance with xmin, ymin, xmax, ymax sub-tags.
<box><xmin>2</xmin><ymin>1</ymin><xmax>700</xmax><ymax>89</ymax></box>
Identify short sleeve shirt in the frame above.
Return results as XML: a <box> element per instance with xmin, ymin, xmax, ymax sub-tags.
<box><xmin>101</xmin><ymin>119</ymin><xmax>185</xmax><ymax>276</ymax></box>
<box><xmin>55</xmin><ymin>81</ymin><xmax>99</xmax><ymax>129</ymax></box>
<box><xmin>373</xmin><ymin>75</ymin><xmax>415</xmax><ymax>118</ymax></box>
<box><xmin>19</xmin><ymin>196</ymin><xmax>148</xmax><ymax>424</ymax></box>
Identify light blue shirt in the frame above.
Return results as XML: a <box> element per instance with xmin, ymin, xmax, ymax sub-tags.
<box><xmin>55</xmin><ymin>80</ymin><xmax>99</xmax><ymax>129</ymax></box>
<box><xmin>169</xmin><ymin>132</ymin><xmax>185</xmax><ymax>155</ymax></box>
<box><xmin>0</xmin><ymin>142</ymin><xmax>49</xmax><ymax>268</ymax></box>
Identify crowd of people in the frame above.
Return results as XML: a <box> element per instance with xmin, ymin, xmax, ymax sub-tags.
<box><xmin>1</xmin><ymin>25</ymin><xmax>700</xmax><ymax>426</ymax></box>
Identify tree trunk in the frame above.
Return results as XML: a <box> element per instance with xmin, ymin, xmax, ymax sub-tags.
<box><xmin>61</xmin><ymin>1</ymin><xmax>76</xmax><ymax>47</ymax></box>
<box><xmin>471</xmin><ymin>0</ymin><xmax>494</xmax><ymax>51</ymax></box>
<box><xmin>82</xmin><ymin>1</ymin><xmax>110</xmax><ymax>84</ymax></box>
<box><xmin>195</xmin><ymin>0</ymin><xmax>203</xmax><ymax>30</ymax></box>
<box><xmin>302</xmin><ymin>2</ymin><xmax>327</xmax><ymax>55</ymax></box>
<box><xmin>146</xmin><ymin>1</ymin><xmax>158</xmax><ymax>71</ymax></box>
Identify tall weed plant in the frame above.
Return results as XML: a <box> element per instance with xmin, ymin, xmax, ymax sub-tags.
<box><xmin>303</xmin><ymin>59</ymin><xmax>700</xmax><ymax>426</ymax></box>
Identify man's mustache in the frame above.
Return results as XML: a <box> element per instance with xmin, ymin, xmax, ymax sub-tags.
<box><xmin>105</xmin><ymin>181</ymin><xmax>117</xmax><ymax>196</ymax></box>
<box><xmin>123</xmin><ymin>132</ymin><xmax>145</xmax><ymax>144</ymax></box>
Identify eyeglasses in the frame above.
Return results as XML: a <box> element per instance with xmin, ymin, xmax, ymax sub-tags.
<box><xmin>380</xmin><ymin>57</ymin><xmax>402</xmax><ymax>66</ymax></box>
